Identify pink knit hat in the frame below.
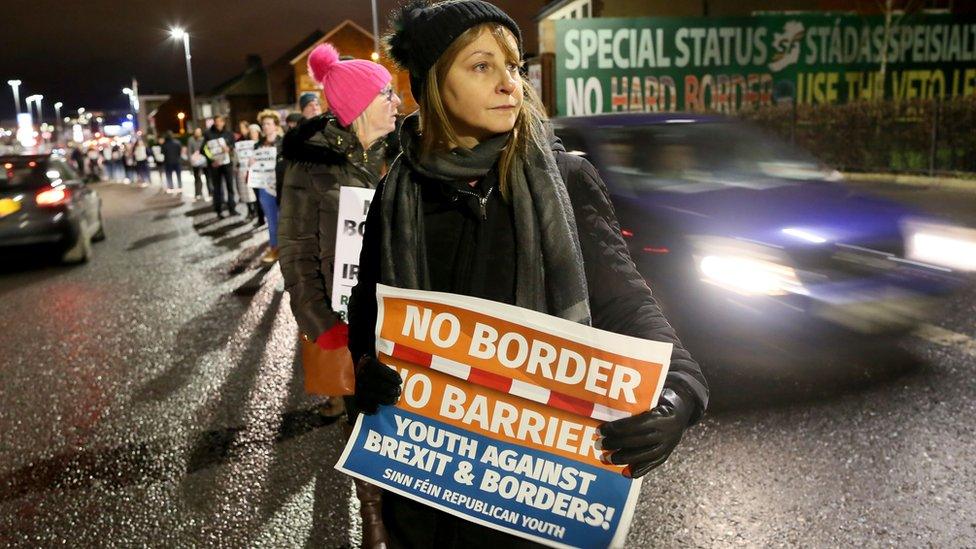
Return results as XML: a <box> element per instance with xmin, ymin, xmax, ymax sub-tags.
<box><xmin>307</xmin><ymin>43</ymin><xmax>392</xmax><ymax>127</ymax></box>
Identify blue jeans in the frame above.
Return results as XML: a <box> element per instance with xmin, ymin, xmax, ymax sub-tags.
<box><xmin>256</xmin><ymin>188</ymin><xmax>279</xmax><ymax>248</ymax></box>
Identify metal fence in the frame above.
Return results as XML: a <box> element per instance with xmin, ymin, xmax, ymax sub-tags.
<box><xmin>739</xmin><ymin>97</ymin><xmax>976</xmax><ymax>176</ymax></box>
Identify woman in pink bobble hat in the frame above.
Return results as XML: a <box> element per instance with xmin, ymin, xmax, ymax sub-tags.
<box><xmin>278</xmin><ymin>42</ymin><xmax>400</xmax><ymax>549</ymax></box>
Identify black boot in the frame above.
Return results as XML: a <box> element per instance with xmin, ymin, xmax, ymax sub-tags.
<box><xmin>343</xmin><ymin>423</ymin><xmax>390</xmax><ymax>548</ymax></box>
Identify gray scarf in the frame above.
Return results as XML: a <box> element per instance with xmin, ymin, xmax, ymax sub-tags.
<box><xmin>379</xmin><ymin>113</ymin><xmax>591</xmax><ymax>325</ymax></box>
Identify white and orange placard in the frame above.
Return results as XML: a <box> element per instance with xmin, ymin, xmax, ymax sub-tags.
<box><xmin>337</xmin><ymin>284</ymin><xmax>672</xmax><ymax>548</ymax></box>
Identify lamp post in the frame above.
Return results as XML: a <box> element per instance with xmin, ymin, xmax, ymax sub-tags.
<box><xmin>177</xmin><ymin>112</ymin><xmax>186</xmax><ymax>134</ymax></box>
<box><xmin>54</xmin><ymin>101</ymin><xmax>63</xmax><ymax>144</ymax></box>
<box><xmin>170</xmin><ymin>27</ymin><xmax>197</xmax><ymax>129</ymax></box>
<box><xmin>370</xmin><ymin>0</ymin><xmax>380</xmax><ymax>61</ymax></box>
<box><xmin>7</xmin><ymin>80</ymin><xmax>21</xmax><ymax>114</ymax></box>
<box><xmin>33</xmin><ymin>94</ymin><xmax>44</xmax><ymax>127</ymax></box>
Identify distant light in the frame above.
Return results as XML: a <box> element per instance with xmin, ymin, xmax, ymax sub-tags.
<box><xmin>126</xmin><ymin>114</ymin><xmax>133</xmax><ymax>120</ymax></box>
<box><xmin>64</xmin><ymin>117</ymin><xmax>70</xmax><ymax>122</ymax></box>
<box><xmin>177</xmin><ymin>112</ymin><xmax>185</xmax><ymax>120</ymax></box>
<box><xmin>54</xmin><ymin>101</ymin><xmax>63</xmax><ymax>109</ymax></box>
<box><xmin>7</xmin><ymin>79</ymin><xmax>21</xmax><ymax>87</ymax></box>
<box><xmin>122</xmin><ymin>87</ymin><xmax>133</xmax><ymax>95</ymax></box>
<box><xmin>170</xmin><ymin>27</ymin><xmax>186</xmax><ymax>40</ymax></box>
<box><xmin>782</xmin><ymin>227</ymin><xmax>827</xmax><ymax>244</ymax></box>
<box><xmin>370</xmin><ymin>51</ymin><xmax>380</xmax><ymax>61</ymax></box>
<box><xmin>96</xmin><ymin>117</ymin><xmax>103</xmax><ymax>123</ymax></box>
<box><xmin>78</xmin><ymin>107</ymin><xmax>85</xmax><ymax>114</ymax></box>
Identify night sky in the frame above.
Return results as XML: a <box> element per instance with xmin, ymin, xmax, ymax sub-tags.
<box><xmin>1</xmin><ymin>0</ymin><xmax>543</xmax><ymax>123</ymax></box>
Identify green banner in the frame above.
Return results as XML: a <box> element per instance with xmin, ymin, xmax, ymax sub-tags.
<box><xmin>555</xmin><ymin>13</ymin><xmax>976</xmax><ymax>116</ymax></box>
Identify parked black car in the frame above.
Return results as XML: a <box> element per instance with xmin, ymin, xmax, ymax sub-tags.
<box><xmin>0</xmin><ymin>153</ymin><xmax>105</xmax><ymax>263</ymax></box>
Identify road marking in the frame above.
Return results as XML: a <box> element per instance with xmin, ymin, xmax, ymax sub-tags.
<box><xmin>915</xmin><ymin>324</ymin><xmax>976</xmax><ymax>358</ymax></box>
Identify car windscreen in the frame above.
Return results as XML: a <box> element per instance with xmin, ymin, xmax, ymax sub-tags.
<box><xmin>591</xmin><ymin>122</ymin><xmax>833</xmax><ymax>193</ymax></box>
<box><xmin>1</xmin><ymin>158</ymin><xmax>49</xmax><ymax>189</ymax></box>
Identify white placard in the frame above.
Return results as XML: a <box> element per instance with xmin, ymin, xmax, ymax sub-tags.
<box><xmin>206</xmin><ymin>137</ymin><xmax>230</xmax><ymax>166</ymax></box>
<box><xmin>235</xmin><ymin>139</ymin><xmax>255</xmax><ymax>163</ymax></box>
<box><xmin>247</xmin><ymin>147</ymin><xmax>277</xmax><ymax>190</ymax></box>
<box><xmin>330</xmin><ymin>186</ymin><xmax>375</xmax><ymax>322</ymax></box>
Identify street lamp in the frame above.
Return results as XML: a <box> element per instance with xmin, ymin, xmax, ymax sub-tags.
<box><xmin>33</xmin><ymin>95</ymin><xmax>43</xmax><ymax>127</ymax></box>
<box><xmin>170</xmin><ymin>27</ymin><xmax>197</xmax><ymax>129</ymax></box>
<box><xmin>177</xmin><ymin>111</ymin><xmax>186</xmax><ymax>134</ymax></box>
<box><xmin>7</xmin><ymin>80</ymin><xmax>21</xmax><ymax>114</ymax></box>
<box><xmin>54</xmin><ymin>101</ymin><xmax>63</xmax><ymax>144</ymax></box>
<box><xmin>25</xmin><ymin>95</ymin><xmax>42</xmax><ymax>126</ymax></box>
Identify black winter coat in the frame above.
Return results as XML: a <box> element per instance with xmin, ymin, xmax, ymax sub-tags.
<box><xmin>347</xmin><ymin>137</ymin><xmax>709</xmax><ymax>548</ymax></box>
<box><xmin>278</xmin><ymin>115</ymin><xmax>387</xmax><ymax>339</ymax></box>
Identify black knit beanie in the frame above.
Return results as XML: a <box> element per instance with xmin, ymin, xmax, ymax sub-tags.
<box><xmin>387</xmin><ymin>0</ymin><xmax>523</xmax><ymax>101</ymax></box>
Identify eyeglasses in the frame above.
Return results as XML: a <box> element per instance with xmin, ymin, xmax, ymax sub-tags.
<box><xmin>379</xmin><ymin>86</ymin><xmax>396</xmax><ymax>103</ymax></box>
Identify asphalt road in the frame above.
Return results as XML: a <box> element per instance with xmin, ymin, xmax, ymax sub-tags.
<box><xmin>0</xmin><ymin>180</ymin><xmax>974</xmax><ymax>547</ymax></box>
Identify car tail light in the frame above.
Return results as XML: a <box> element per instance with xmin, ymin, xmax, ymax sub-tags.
<box><xmin>35</xmin><ymin>186</ymin><xmax>71</xmax><ymax>207</ymax></box>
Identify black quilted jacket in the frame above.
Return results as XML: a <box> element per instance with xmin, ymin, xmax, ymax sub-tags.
<box><xmin>277</xmin><ymin>114</ymin><xmax>387</xmax><ymax>339</ymax></box>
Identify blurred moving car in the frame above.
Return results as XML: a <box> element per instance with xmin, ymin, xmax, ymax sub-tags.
<box><xmin>0</xmin><ymin>152</ymin><xmax>105</xmax><ymax>263</ymax></box>
<box><xmin>554</xmin><ymin>114</ymin><xmax>974</xmax><ymax>374</ymax></box>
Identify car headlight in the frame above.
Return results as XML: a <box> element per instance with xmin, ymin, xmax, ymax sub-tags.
<box><xmin>697</xmin><ymin>255</ymin><xmax>804</xmax><ymax>296</ymax></box>
<box><xmin>903</xmin><ymin>220</ymin><xmax>976</xmax><ymax>272</ymax></box>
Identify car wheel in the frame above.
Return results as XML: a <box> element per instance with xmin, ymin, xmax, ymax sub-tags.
<box><xmin>62</xmin><ymin>221</ymin><xmax>93</xmax><ymax>264</ymax></box>
<box><xmin>92</xmin><ymin>212</ymin><xmax>106</xmax><ymax>242</ymax></box>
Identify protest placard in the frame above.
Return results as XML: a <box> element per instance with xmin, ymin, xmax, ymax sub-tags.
<box><xmin>234</xmin><ymin>139</ymin><xmax>255</xmax><ymax>163</ymax></box>
<box><xmin>336</xmin><ymin>284</ymin><xmax>673</xmax><ymax>548</ymax></box>
<box><xmin>206</xmin><ymin>137</ymin><xmax>230</xmax><ymax>166</ymax></box>
<box><xmin>247</xmin><ymin>147</ymin><xmax>277</xmax><ymax>190</ymax></box>
<box><xmin>330</xmin><ymin>186</ymin><xmax>375</xmax><ymax>322</ymax></box>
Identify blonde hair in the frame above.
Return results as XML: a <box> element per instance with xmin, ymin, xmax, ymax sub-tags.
<box><xmin>257</xmin><ymin>109</ymin><xmax>281</xmax><ymax>125</ymax></box>
<box><xmin>417</xmin><ymin>23</ymin><xmax>548</xmax><ymax>199</ymax></box>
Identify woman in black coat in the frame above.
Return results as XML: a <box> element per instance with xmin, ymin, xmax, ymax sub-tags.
<box><xmin>348</xmin><ymin>2</ymin><xmax>708</xmax><ymax>547</ymax></box>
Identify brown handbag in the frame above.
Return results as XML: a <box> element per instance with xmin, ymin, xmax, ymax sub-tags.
<box><xmin>301</xmin><ymin>333</ymin><xmax>355</xmax><ymax>396</ymax></box>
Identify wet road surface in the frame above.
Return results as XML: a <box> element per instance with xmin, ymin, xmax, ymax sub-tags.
<box><xmin>1</xmin><ymin>181</ymin><xmax>974</xmax><ymax>547</ymax></box>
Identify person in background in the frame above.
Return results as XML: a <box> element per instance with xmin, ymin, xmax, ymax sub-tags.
<box><xmin>203</xmin><ymin>115</ymin><xmax>237</xmax><ymax>218</ymax></box>
<box><xmin>134</xmin><ymin>138</ymin><xmax>151</xmax><ymax>184</ymax></box>
<box><xmin>279</xmin><ymin>42</ymin><xmax>399</xmax><ymax>548</ymax></box>
<box><xmin>152</xmin><ymin>136</ymin><xmax>166</xmax><ymax>187</ymax></box>
<box><xmin>237</xmin><ymin>123</ymin><xmax>263</xmax><ymax>224</ymax></box>
<box><xmin>284</xmin><ymin>112</ymin><xmax>303</xmax><ymax>131</ymax></box>
<box><xmin>299</xmin><ymin>92</ymin><xmax>321</xmax><ymax>119</ymax></box>
<box><xmin>161</xmin><ymin>131</ymin><xmax>184</xmax><ymax>195</ymax></box>
<box><xmin>123</xmin><ymin>141</ymin><xmax>136</xmax><ymax>183</ymax></box>
<box><xmin>110</xmin><ymin>143</ymin><xmax>124</xmax><ymax>181</ymax></box>
<box><xmin>69</xmin><ymin>142</ymin><xmax>86</xmax><ymax>178</ymax></box>
<box><xmin>236</xmin><ymin>120</ymin><xmax>250</xmax><ymax>142</ymax></box>
<box><xmin>101</xmin><ymin>143</ymin><xmax>113</xmax><ymax>179</ymax></box>
<box><xmin>85</xmin><ymin>145</ymin><xmax>102</xmax><ymax>182</ymax></box>
<box><xmin>187</xmin><ymin>127</ymin><xmax>210</xmax><ymax>200</ymax></box>
<box><xmin>253</xmin><ymin>110</ymin><xmax>283</xmax><ymax>264</ymax></box>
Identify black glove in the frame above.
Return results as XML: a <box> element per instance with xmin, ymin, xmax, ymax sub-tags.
<box><xmin>354</xmin><ymin>356</ymin><xmax>402</xmax><ymax>414</ymax></box>
<box><xmin>598</xmin><ymin>385</ymin><xmax>696</xmax><ymax>478</ymax></box>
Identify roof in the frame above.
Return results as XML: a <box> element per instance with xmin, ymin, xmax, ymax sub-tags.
<box><xmin>208</xmin><ymin>64</ymin><xmax>269</xmax><ymax>97</ymax></box>
<box><xmin>271</xmin><ymin>29</ymin><xmax>325</xmax><ymax>68</ymax></box>
<box><xmin>289</xmin><ymin>19</ymin><xmax>375</xmax><ymax>65</ymax></box>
